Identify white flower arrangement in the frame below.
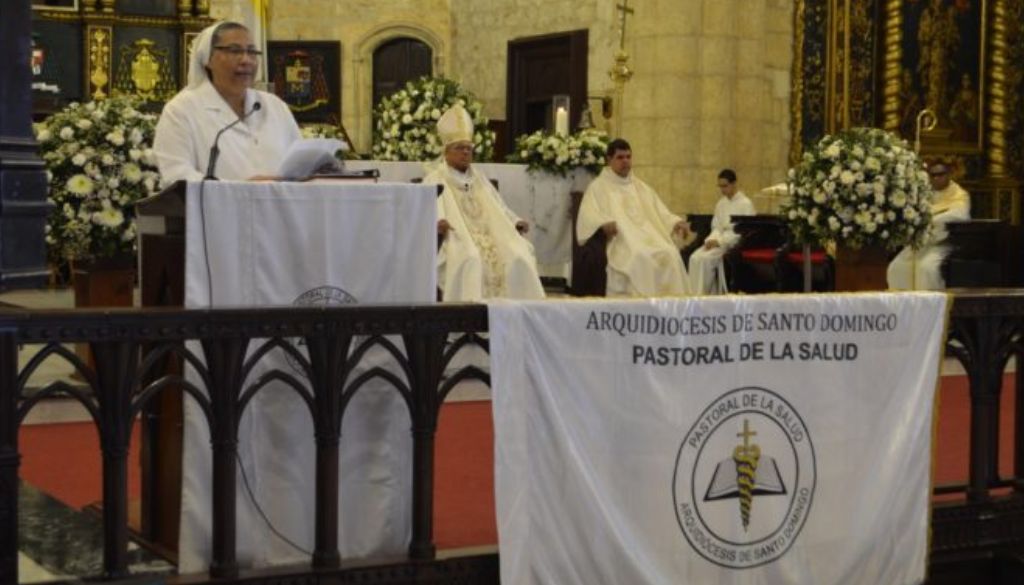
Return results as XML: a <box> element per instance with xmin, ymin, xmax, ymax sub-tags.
<box><xmin>506</xmin><ymin>129</ymin><xmax>609</xmax><ymax>176</ymax></box>
<box><xmin>300</xmin><ymin>123</ymin><xmax>356</xmax><ymax>160</ymax></box>
<box><xmin>35</xmin><ymin>96</ymin><xmax>161</xmax><ymax>263</ymax></box>
<box><xmin>371</xmin><ymin>76</ymin><xmax>495</xmax><ymax>162</ymax></box>
<box><xmin>782</xmin><ymin>127</ymin><xmax>933</xmax><ymax>251</ymax></box>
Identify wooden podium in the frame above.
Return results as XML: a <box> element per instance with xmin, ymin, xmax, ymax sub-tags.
<box><xmin>133</xmin><ymin>174</ymin><xmax>425</xmax><ymax>557</ymax></box>
<box><xmin>134</xmin><ymin>180</ymin><xmax>188</xmax><ymax>555</ymax></box>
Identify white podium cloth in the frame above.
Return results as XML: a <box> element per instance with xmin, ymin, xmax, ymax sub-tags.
<box><xmin>179</xmin><ymin>180</ymin><xmax>436</xmax><ymax>572</ymax></box>
<box><xmin>489</xmin><ymin>293</ymin><xmax>948</xmax><ymax>585</ymax></box>
<box><xmin>345</xmin><ymin>161</ymin><xmax>593</xmax><ymax>266</ymax></box>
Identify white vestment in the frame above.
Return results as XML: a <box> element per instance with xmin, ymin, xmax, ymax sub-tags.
<box><xmin>576</xmin><ymin>168</ymin><xmax>692</xmax><ymax>296</ymax></box>
<box><xmin>154</xmin><ymin>80</ymin><xmax>301</xmax><ymax>186</ymax></box>
<box><xmin>423</xmin><ymin>163</ymin><xmax>545</xmax><ymax>301</ymax></box>
<box><xmin>688</xmin><ymin>191</ymin><xmax>755</xmax><ymax>294</ymax></box>
<box><xmin>887</xmin><ymin>180</ymin><xmax>971</xmax><ymax>290</ymax></box>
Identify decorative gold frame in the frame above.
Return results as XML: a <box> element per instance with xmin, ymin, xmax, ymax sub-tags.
<box><xmin>35</xmin><ymin>3</ymin><xmax>213</xmax><ymax>103</ymax></box>
<box><xmin>31</xmin><ymin>0</ymin><xmax>78</xmax><ymax>12</ymax></box>
<box><xmin>86</xmin><ymin>24</ymin><xmax>112</xmax><ymax>100</ymax></box>
<box><xmin>793</xmin><ymin>0</ymin><xmax>1001</xmax><ymax>156</ymax></box>
<box><xmin>882</xmin><ymin>0</ymin><xmax>988</xmax><ymax>155</ymax></box>
<box><xmin>789</xmin><ymin>0</ymin><xmax>806</xmax><ymax>167</ymax></box>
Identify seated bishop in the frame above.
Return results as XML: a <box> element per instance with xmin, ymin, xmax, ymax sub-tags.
<box><xmin>576</xmin><ymin>138</ymin><xmax>695</xmax><ymax>296</ymax></box>
<box><xmin>423</xmin><ymin>105</ymin><xmax>545</xmax><ymax>301</ymax></box>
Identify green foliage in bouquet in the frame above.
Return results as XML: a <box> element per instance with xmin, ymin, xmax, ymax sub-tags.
<box><xmin>506</xmin><ymin>129</ymin><xmax>609</xmax><ymax>176</ymax></box>
<box><xmin>372</xmin><ymin>76</ymin><xmax>495</xmax><ymax>162</ymax></box>
<box><xmin>782</xmin><ymin>127</ymin><xmax>933</xmax><ymax>251</ymax></box>
<box><xmin>35</xmin><ymin>97</ymin><xmax>161</xmax><ymax>263</ymax></box>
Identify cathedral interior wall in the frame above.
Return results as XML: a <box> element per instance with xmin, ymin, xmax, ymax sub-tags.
<box><xmin>210</xmin><ymin>0</ymin><xmax>794</xmax><ymax>214</ymax></box>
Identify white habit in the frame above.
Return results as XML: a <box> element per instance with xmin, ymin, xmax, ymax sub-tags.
<box><xmin>887</xmin><ymin>181</ymin><xmax>971</xmax><ymax>290</ymax></box>
<box><xmin>576</xmin><ymin>168</ymin><xmax>692</xmax><ymax>296</ymax></box>
<box><xmin>153</xmin><ymin>80</ymin><xmax>300</xmax><ymax>185</ymax></box>
<box><xmin>688</xmin><ymin>191</ymin><xmax>755</xmax><ymax>294</ymax></box>
<box><xmin>153</xmin><ymin>23</ymin><xmax>300</xmax><ymax>186</ymax></box>
<box><xmin>424</xmin><ymin>163</ymin><xmax>545</xmax><ymax>301</ymax></box>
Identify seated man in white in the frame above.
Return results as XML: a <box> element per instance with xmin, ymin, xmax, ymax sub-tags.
<box><xmin>887</xmin><ymin>161</ymin><xmax>971</xmax><ymax>290</ymax></box>
<box><xmin>688</xmin><ymin>168</ymin><xmax>755</xmax><ymax>294</ymax></box>
<box><xmin>576</xmin><ymin>138</ymin><xmax>694</xmax><ymax>296</ymax></box>
<box><xmin>423</xmin><ymin>104</ymin><xmax>545</xmax><ymax>301</ymax></box>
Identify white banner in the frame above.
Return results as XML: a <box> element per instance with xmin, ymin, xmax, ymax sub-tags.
<box><xmin>179</xmin><ymin>180</ymin><xmax>436</xmax><ymax>572</ymax></box>
<box><xmin>489</xmin><ymin>293</ymin><xmax>948</xmax><ymax>585</ymax></box>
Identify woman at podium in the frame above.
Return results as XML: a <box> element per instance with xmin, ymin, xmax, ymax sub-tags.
<box><xmin>153</xmin><ymin>21</ymin><xmax>300</xmax><ymax>185</ymax></box>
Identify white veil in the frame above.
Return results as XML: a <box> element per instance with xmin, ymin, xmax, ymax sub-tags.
<box><xmin>186</xmin><ymin>23</ymin><xmax>219</xmax><ymax>90</ymax></box>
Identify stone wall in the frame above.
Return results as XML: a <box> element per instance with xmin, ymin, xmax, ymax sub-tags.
<box><xmin>619</xmin><ymin>0</ymin><xmax>795</xmax><ymax>212</ymax></box>
<box><xmin>211</xmin><ymin>0</ymin><xmax>452</xmax><ymax>152</ymax></box>
<box><xmin>448</xmin><ymin>0</ymin><xmax>794</xmax><ymax>213</ymax></box>
<box><xmin>448</xmin><ymin>0</ymin><xmax>618</xmax><ymax>123</ymax></box>
<box><xmin>208</xmin><ymin>0</ymin><xmax>795</xmax><ymax>213</ymax></box>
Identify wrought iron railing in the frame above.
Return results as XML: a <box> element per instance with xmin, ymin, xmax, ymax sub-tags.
<box><xmin>0</xmin><ymin>293</ymin><xmax>1023</xmax><ymax>583</ymax></box>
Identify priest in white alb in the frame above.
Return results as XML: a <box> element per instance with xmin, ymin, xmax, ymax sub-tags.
<box><xmin>423</xmin><ymin>104</ymin><xmax>545</xmax><ymax>301</ymax></box>
<box><xmin>688</xmin><ymin>168</ymin><xmax>755</xmax><ymax>294</ymax></box>
<box><xmin>576</xmin><ymin>138</ymin><xmax>694</xmax><ymax>296</ymax></box>
<box><xmin>887</xmin><ymin>161</ymin><xmax>971</xmax><ymax>290</ymax></box>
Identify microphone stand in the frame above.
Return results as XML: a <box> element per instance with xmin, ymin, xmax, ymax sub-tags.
<box><xmin>204</xmin><ymin>101</ymin><xmax>262</xmax><ymax>180</ymax></box>
<box><xmin>200</xmin><ymin>101</ymin><xmax>261</xmax><ymax>305</ymax></box>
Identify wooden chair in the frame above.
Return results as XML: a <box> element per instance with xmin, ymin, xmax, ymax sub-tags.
<box><xmin>942</xmin><ymin>219</ymin><xmax>1008</xmax><ymax>287</ymax></box>
<box><xmin>681</xmin><ymin>214</ymin><xmax>713</xmax><ymax>268</ymax></box>
<box><xmin>726</xmin><ymin>215</ymin><xmax>834</xmax><ymax>293</ymax></box>
<box><xmin>774</xmin><ymin>243</ymin><xmax>835</xmax><ymax>292</ymax></box>
<box><xmin>570</xmin><ymin>191</ymin><xmax>608</xmax><ymax>296</ymax></box>
<box><xmin>725</xmin><ymin>215</ymin><xmax>790</xmax><ymax>293</ymax></box>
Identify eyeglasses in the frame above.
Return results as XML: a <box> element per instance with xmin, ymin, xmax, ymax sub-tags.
<box><xmin>213</xmin><ymin>45</ymin><xmax>263</xmax><ymax>59</ymax></box>
<box><xmin>449</xmin><ymin>145</ymin><xmax>474</xmax><ymax>153</ymax></box>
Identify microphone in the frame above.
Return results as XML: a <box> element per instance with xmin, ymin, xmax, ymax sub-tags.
<box><xmin>204</xmin><ymin>101</ymin><xmax>262</xmax><ymax>180</ymax></box>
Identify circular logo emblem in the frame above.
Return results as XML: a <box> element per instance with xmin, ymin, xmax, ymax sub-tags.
<box><xmin>672</xmin><ymin>387</ymin><xmax>816</xmax><ymax>569</ymax></box>
<box><xmin>286</xmin><ymin>286</ymin><xmax>358</xmax><ymax>377</ymax></box>
<box><xmin>295</xmin><ymin>286</ymin><xmax>357</xmax><ymax>308</ymax></box>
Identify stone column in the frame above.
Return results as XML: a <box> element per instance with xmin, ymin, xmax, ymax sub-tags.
<box><xmin>0</xmin><ymin>0</ymin><xmax>50</xmax><ymax>289</ymax></box>
<box><xmin>620</xmin><ymin>0</ymin><xmax>794</xmax><ymax>213</ymax></box>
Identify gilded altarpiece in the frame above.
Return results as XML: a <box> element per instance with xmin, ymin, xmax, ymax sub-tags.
<box><xmin>793</xmin><ymin>0</ymin><xmax>1024</xmax><ymax>226</ymax></box>
<box><xmin>30</xmin><ymin>0</ymin><xmax>213</xmax><ymax>111</ymax></box>
<box><xmin>792</xmin><ymin>0</ymin><xmax>881</xmax><ymax>165</ymax></box>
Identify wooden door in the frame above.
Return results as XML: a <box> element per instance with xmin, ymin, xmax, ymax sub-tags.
<box><xmin>372</xmin><ymin>37</ymin><xmax>433</xmax><ymax>108</ymax></box>
<box><xmin>506</xmin><ymin>30</ymin><xmax>588</xmax><ymax>151</ymax></box>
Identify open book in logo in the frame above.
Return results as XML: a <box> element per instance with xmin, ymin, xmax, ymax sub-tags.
<box><xmin>674</xmin><ymin>388</ymin><xmax>815</xmax><ymax>569</ymax></box>
<box><xmin>703</xmin><ymin>455</ymin><xmax>787</xmax><ymax>500</ymax></box>
<box><xmin>703</xmin><ymin>419</ymin><xmax>787</xmax><ymax>531</ymax></box>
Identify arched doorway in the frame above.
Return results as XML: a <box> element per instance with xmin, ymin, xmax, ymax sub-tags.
<box><xmin>372</xmin><ymin>37</ymin><xmax>433</xmax><ymax>108</ymax></box>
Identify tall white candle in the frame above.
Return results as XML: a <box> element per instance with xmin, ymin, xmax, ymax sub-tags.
<box><xmin>555</xmin><ymin>106</ymin><xmax>569</xmax><ymax>136</ymax></box>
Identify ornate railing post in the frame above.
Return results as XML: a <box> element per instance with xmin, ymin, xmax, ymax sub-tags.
<box><xmin>90</xmin><ymin>340</ymin><xmax>140</xmax><ymax>579</ymax></box>
<box><xmin>202</xmin><ymin>337</ymin><xmax>249</xmax><ymax>579</ymax></box>
<box><xmin>949</xmin><ymin>300</ymin><xmax>1017</xmax><ymax>503</ymax></box>
<box><xmin>403</xmin><ymin>329</ymin><xmax>448</xmax><ymax>560</ymax></box>
<box><xmin>305</xmin><ymin>332</ymin><xmax>353</xmax><ymax>568</ymax></box>
<box><xmin>0</xmin><ymin>330</ymin><xmax>20</xmax><ymax>584</ymax></box>
<box><xmin>965</xmin><ymin>319</ymin><xmax>1000</xmax><ymax>502</ymax></box>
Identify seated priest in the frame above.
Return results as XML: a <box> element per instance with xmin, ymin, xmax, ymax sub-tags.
<box><xmin>576</xmin><ymin>138</ymin><xmax>695</xmax><ymax>296</ymax></box>
<box><xmin>887</xmin><ymin>161</ymin><xmax>971</xmax><ymax>290</ymax></box>
<box><xmin>423</xmin><ymin>104</ymin><xmax>545</xmax><ymax>301</ymax></box>
<box><xmin>687</xmin><ymin>168</ymin><xmax>756</xmax><ymax>294</ymax></box>
<box><xmin>153</xmin><ymin>21</ymin><xmax>301</xmax><ymax>185</ymax></box>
